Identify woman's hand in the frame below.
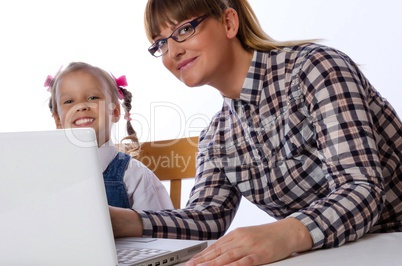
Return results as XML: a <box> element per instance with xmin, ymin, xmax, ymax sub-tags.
<box><xmin>109</xmin><ymin>206</ymin><xmax>143</xmax><ymax>237</ymax></box>
<box><xmin>185</xmin><ymin>218</ymin><xmax>312</xmax><ymax>266</ymax></box>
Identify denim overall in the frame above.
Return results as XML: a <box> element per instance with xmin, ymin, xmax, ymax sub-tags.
<box><xmin>103</xmin><ymin>152</ymin><xmax>131</xmax><ymax>208</ymax></box>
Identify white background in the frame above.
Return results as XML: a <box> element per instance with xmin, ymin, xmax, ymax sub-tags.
<box><xmin>1</xmin><ymin>0</ymin><xmax>401</xmax><ymax>232</ymax></box>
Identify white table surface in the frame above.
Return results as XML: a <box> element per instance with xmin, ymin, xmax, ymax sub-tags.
<box><xmin>177</xmin><ymin>233</ymin><xmax>402</xmax><ymax>265</ymax></box>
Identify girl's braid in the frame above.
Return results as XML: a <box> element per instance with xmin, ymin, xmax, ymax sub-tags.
<box><xmin>119</xmin><ymin>87</ymin><xmax>141</xmax><ymax>157</ymax></box>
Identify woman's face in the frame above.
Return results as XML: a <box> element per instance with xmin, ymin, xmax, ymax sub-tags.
<box><xmin>157</xmin><ymin>14</ymin><xmax>231</xmax><ymax>89</ymax></box>
<box><xmin>53</xmin><ymin>70</ymin><xmax>120</xmax><ymax>147</ymax></box>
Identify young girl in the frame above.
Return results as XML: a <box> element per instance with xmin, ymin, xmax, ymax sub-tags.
<box><xmin>109</xmin><ymin>0</ymin><xmax>402</xmax><ymax>265</ymax></box>
<box><xmin>45</xmin><ymin>62</ymin><xmax>173</xmax><ymax>211</ymax></box>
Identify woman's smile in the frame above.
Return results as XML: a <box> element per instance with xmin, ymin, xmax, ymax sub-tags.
<box><xmin>177</xmin><ymin>57</ymin><xmax>197</xmax><ymax>71</ymax></box>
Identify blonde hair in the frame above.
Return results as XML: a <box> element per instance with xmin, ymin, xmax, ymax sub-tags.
<box><xmin>47</xmin><ymin>62</ymin><xmax>140</xmax><ymax>157</ymax></box>
<box><xmin>144</xmin><ymin>0</ymin><xmax>313</xmax><ymax>52</ymax></box>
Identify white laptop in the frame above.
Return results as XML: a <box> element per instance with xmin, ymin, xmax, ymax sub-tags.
<box><xmin>0</xmin><ymin>128</ymin><xmax>207</xmax><ymax>266</ymax></box>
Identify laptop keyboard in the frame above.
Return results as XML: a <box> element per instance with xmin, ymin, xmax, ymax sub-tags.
<box><xmin>117</xmin><ymin>247</ymin><xmax>170</xmax><ymax>264</ymax></box>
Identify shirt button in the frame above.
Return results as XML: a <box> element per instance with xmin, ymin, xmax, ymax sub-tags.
<box><xmin>277</xmin><ymin>160</ymin><xmax>284</xmax><ymax>167</ymax></box>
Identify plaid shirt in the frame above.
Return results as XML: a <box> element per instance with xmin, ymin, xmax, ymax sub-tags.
<box><xmin>138</xmin><ymin>43</ymin><xmax>402</xmax><ymax>249</ymax></box>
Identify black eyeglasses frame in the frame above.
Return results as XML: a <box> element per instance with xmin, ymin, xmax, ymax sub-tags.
<box><xmin>148</xmin><ymin>14</ymin><xmax>209</xmax><ymax>57</ymax></box>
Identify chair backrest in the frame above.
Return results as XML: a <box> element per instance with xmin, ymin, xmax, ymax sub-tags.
<box><xmin>137</xmin><ymin>136</ymin><xmax>199</xmax><ymax>209</ymax></box>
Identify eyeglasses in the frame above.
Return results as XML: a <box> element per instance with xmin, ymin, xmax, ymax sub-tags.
<box><xmin>148</xmin><ymin>14</ymin><xmax>209</xmax><ymax>57</ymax></box>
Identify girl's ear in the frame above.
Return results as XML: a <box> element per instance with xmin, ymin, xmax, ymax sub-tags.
<box><xmin>223</xmin><ymin>8</ymin><xmax>239</xmax><ymax>39</ymax></box>
<box><xmin>52</xmin><ymin>114</ymin><xmax>63</xmax><ymax>129</ymax></box>
<box><xmin>111</xmin><ymin>102</ymin><xmax>121</xmax><ymax>123</ymax></box>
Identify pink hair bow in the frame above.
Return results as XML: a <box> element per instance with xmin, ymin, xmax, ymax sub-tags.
<box><xmin>44</xmin><ymin>65</ymin><xmax>63</xmax><ymax>92</ymax></box>
<box><xmin>43</xmin><ymin>75</ymin><xmax>53</xmax><ymax>91</ymax></box>
<box><xmin>111</xmin><ymin>73</ymin><xmax>131</xmax><ymax>121</ymax></box>
<box><xmin>111</xmin><ymin>74</ymin><xmax>128</xmax><ymax>100</ymax></box>
<box><xmin>114</xmin><ymin>75</ymin><xmax>128</xmax><ymax>87</ymax></box>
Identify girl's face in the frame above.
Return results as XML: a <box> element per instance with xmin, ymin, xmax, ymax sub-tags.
<box><xmin>158</xmin><ymin>13</ymin><xmax>232</xmax><ymax>89</ymax></box>
<box><xmin>53</xmin><ymin>70</ymin><xmax>120</xmax><ymax>147</ymax></box>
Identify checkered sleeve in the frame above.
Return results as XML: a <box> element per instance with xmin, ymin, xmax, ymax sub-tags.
<box><xmin>289</xmin><ymin>47</ymin><xmax>385</xmax><ymax>249</ymax></box>
<box><xmin>136</xmin><ymin>124</ymin><xmax>242</xmax><ymax>240</ymax></box>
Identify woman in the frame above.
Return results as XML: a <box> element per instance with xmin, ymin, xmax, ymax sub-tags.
<box><xmin>110</xmin><ymin>0</ymin><xmax>402</xmax><ymax>264</ymax></box>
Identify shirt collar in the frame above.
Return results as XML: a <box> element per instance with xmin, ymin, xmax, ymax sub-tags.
<box><xmin>225</xmin><ymin>50</ymin><xmax>267</xmax><ymax>106</ymax></box>
<box><xmin>98</xmin><ymin>139</ymin><xmax>118</xmax><ymax>172</ymax></box>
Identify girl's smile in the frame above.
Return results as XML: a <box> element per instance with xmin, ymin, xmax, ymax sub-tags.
<box><xmin>73</xmin><ymin>117</ymin><xmax>95</xmax><ymax>127</ymax></box>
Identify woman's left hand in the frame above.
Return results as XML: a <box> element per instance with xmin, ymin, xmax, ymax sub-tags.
<box><xmin>185</xmin><ymin>218</ymin><xmax>312</xmax><ymax>266</ymax></box>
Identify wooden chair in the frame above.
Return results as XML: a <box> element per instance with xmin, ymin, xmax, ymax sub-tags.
<box><xmin>137</xmin><ymin>136</ymin><xmax>199</xmax><ymax>209</ymax></box>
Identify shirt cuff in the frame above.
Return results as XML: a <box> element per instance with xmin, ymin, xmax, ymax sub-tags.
<box><xmin>134</xmin><ymin>210</ymin><xmax>154</xmax><ymax>238</ymax></box>
<box><xmin>289</xmin><ymin>212</ymin><xmax>325</xmax><ymax>249</ymax></box>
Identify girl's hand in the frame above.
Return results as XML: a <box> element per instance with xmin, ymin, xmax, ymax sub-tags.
<box><xmin>185</xmin><ymin>218</ymin><xmax>312</xmax><ymax>266</ymax></box>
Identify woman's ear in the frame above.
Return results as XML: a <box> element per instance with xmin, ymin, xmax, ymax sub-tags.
<box><xmin>52</xmin><ymin>114</ymin><xmax>63</xmax><ymax>129</ymax></box>
<box><xmin>223</xmin><ymin>8</ymin><xmax>239</xmax><ymax>39</ymax></box>
<box><xmin>111</xmin><ymin>102</ymin><xmax>121</xmax><ymax>123</ymax></box>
